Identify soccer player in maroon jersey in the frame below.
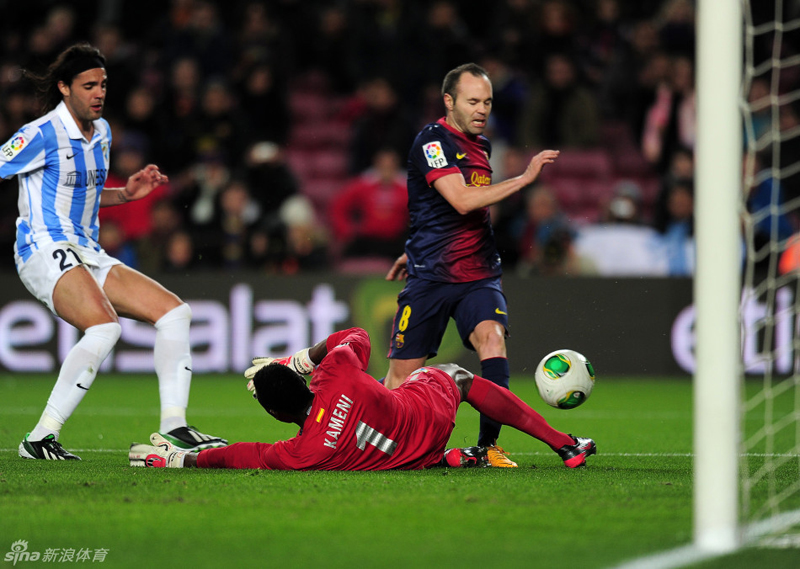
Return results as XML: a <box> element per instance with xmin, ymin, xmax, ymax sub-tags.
<box><xmin>129</xmin><ymin>327</ymin><xmax>596</xmax><ymax>471</ymax></box>
<box><xmin>383</xmin><ymin>63</ymin><xmax>560</xmax><ymax>467</ymax></box>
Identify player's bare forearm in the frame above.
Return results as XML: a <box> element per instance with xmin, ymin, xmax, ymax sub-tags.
<box><xmin>435</xmin><ymin>150</ymin><xmax>559</xmax><ymax>214</ymax></box>
<box><xmin>305</xmin><ymin>328</ymin><xmax>365</xmax><ymax>366</ymax></box>
<box><xmin>98</xmin><ymin>189</ymin><xmax>132</xmax><ymax>207</ymax></box>
<box><xmin>196</xmin><ymin>443</ymin><xmax>274</xmax><ymax>469</ymax></box>
<box><xmin>307</xmin><ymin>337</ymin><xmax>329</xmax><ymax>365</ymax></box>
<box><xmin>100</xmin><ymin>164</ymin><xmax>168</xmax><ymax>207</ymax></box>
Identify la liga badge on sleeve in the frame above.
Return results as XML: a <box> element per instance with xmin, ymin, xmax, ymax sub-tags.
<box><xmin>423</xmin><ymin>141</ymin><xmax>448</xmax><ymax>168</ymax></box>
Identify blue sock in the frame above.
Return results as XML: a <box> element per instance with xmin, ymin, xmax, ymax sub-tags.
<box><xmin>477</xmin><ymin>357</ymin><xmax>510</xmax><ymax>446</ymax></box>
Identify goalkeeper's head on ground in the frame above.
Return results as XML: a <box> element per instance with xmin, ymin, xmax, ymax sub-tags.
<box><xmin>252</xmin><ymin>363</ymin><xmax>313</xmax><ymax>425</ymax></box>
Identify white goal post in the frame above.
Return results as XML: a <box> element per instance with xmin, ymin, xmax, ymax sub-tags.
<box><xmin>694</xmin><ymin>0</ymin><xmax>742</xmax><ymax>553</ymax></box>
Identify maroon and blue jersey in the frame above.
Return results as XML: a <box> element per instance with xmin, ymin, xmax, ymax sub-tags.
<box><xmin>405</xmin><ymin>117</ymin><xmax>501</xmax><ymax>283</ymax></box>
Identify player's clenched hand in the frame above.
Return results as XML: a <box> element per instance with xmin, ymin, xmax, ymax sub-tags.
<box><xmin>385</xmin><ymin>253</ymin><xmax>409</xmax><ymax>281</ymax></box>
<box><xmin>523</xmin><ymin>150</ymin><xmax>560</xmax><ymax>185</ymax></box>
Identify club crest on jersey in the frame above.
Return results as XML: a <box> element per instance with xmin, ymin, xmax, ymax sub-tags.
<box><xmin>423</xmin><ymin>141</ymin><xmax>448</xmax><ymax>168</ymax></box>
<box><xmin>1</xmin><ymin>134</ymin><xmax>27</xmax><ymax>159</ymax></box>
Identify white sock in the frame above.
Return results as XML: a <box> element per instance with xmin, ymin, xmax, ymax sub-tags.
<box><xmin>154</xmin><ymin>304</ymin><xmax>192</xmax><ymax>432</ymax></box>
<box><xmin>29</xmin><ymin>322</ymin><xmax>121</xmax><ymax>441</ymax></box>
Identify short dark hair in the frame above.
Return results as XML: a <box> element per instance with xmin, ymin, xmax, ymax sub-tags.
<box><xmin>24</xmin><ymin>43</ymin><xmax>106</xmax><ymax>113</ymax></box>
<box><xmin>252</xmin><ymin>363</ymin><xmax>313</xmax><ymax>416</ymax></box>
<box><xmin>441</xmin><ymin>63</ymin><xmax>489</xmax><ymax>102</ymax></box>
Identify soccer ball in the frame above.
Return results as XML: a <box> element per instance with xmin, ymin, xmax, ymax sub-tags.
<box><xmin>534</xmin><ymin>349</ymin><xmax>595</xmax><ymax>409</ymax></box>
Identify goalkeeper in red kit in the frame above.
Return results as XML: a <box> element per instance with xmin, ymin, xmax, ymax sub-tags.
<box><xmin>129</xmin><ymin>328</ymin><xmax>595</xmax><ymax>470</ymax></box>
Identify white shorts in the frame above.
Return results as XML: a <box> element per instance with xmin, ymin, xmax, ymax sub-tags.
<box><xmin>16</xmin><ymin>241</ymin><xmax>122</xmax><ymax>315</ymax></box>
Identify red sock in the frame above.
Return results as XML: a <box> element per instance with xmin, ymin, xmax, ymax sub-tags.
<box><xmin>466</xmin><ymin>375</ymin><xmax>574</xmax><ymax>449</ymax></box>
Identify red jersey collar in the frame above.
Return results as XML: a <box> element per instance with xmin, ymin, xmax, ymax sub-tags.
<box><xmin>437</xmin><ymin>116</ymin><xmax>482</xmax><ymax>143</ymax></box>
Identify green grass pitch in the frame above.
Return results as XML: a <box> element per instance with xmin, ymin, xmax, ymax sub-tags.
<box><xmin>1</xmin><ymin>374</ymin><xmax>798</xmax><ymax>569</ymax></box>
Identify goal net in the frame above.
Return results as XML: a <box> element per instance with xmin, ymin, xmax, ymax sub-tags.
<box><xmin>739</xmin><ymin>0</ymin><xmax>800</xmax><ymax>548</ymax></box>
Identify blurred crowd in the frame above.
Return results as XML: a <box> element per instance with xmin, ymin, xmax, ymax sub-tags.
<box><xmin>0</xmin><ymin>0</ymin><xmax>796</xmax><ymax>277</ymax></box>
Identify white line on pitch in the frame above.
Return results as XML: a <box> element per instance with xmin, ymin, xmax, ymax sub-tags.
<box><xmin>0</xmin><ymin>449</ymin><xmax>796</xmax><ymax>458</ymax></box>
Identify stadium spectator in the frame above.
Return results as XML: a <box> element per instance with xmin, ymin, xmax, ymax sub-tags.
<box><xmin>521</xmin><ymin>0</ymin><xmax>580</xmax><ymax>78</ymax></box>
<box><xmin>329</xmin><ymin>148</ymin><xmax>409</xmax><ymax>264</ymax></box>
<box><xmin>299</xmin><ymin>6</ymin><xmax>358</xmax><ymax>95</ymax></box>
<box><xmin>234</xmin><ymin>2</ymin><xmax>296</xmax><ymax>84</ymax></box>
<box><xmin>347</xmin><ymin>0</ymin><xmax>406</xmax><ymax>89</ymax></box>
<box><xmin>1</xmin><ymin>43</ymin><xmax>227</xmax><ymax>460</ymax></box>
<box><xmin>178</xmin><ymin>153</ymin><xmax>231</xmax><ymax>229</ymax></box>
<box><xmin>580</xmin><ymin>0</ymin><xmax>627</xmax><ymax>90</ymax></box>
<box><xmin>657</xmin><ymin>178</ymin><xmax>695</xmax><ymax>276</ymax></box>
<box><xmin>91</xmin><ymin>24</ymin><xmax>138</xmax><ymax>119</ymax></box>
<box><xmin>772</xmin><ymin>101</ymin><xmax>800</xmax><ymax>205</ymax></box>
<box><xmin>162</xmin><ymin>230</ymin><xmax>198</xmax><ymax>274</ymax></box>
<box><xmin>243</xmin><ymin>141</ymin><xmax>299</xmax><ymax>222</ymax></box>
<box><xmin>599</xmin><ymin>20</ymin><xmax>662</xmax><ymax>127</ymax></box>
<box><xmin>383</xmin><ymin>63</ymin><xmax>560</xmax><ymax>467</ymax></box>
<box><xmin>518</xmin><ymin>53</ymin><xmax>600</xmax><ymax>149</ymax></box>
<box><xmin>599</xmin><ymin>180</ymin><xmax>647</xmax><ymax>225</ymax></box>
<box><xmin>277</xmin><ymin>195</ymin><xmax>330</xmax><ymax>274</ymax></box>
<box><xmin>98</xmin><ymin>219</ymin><xmax>138</xmax><ymax>269</ymax></box>
<box><xmin>239</xmin><ymin>144</ymin><xmax>302</xmax><ymax>273</ymax></box>
<box><xmin>403</xmin><ymin>1</ymin><xmax>475</xmax><ymax>90</ymax></box>
<box><xmin>160</xmin><ymin>56</ymin><xmax>204</xmax><ymax>171</ymax></box>
<box><xmin>747</xmin><ymin>152</ymin><xmax>796</xmax><ymax>278</ymax></box>
<box><xmin>478</xmin><ymin>53</ymin><xmax>528</xmax><ymax>146</ymax></box>
<box><xmin>99</xmin><ymin>131</ymin><xmax>167</xmax><ymax>247</ymax></box>
<box><xmin>572</xmin><ymin>181</ymin><xmax>669</xmax><ymax>276</ymax></box>
<box><xmin>347</xmin><ymin>76</ymin><xmax>416</xmax><ymax>174</ymax></box>
<box><xmin>161</xmin><ymin>0</ymin><xmax>233</xmax><ymax>80</ymax></box>
<box><xmin>121</xmin><ymin>86</ymin><xmax>163</xmax><ymax>150</ymax></box>
<box><xmin>610</xmin><ymin>40</ymin><xmax>672</xmax><ymax>151</ymax></box>
<box><xmin>641</xmin><ymin>55</ymin><xmax>696</xmax><ymax>173</ymax></box>
<box><xmin>652</xmin><ymin>145</ymin><xmax>694</xmax><ymax>233</ymax></box>
<box><xmin>655</xmin><ymin>0</ymin><xmax>696</xmax><ymax>57</ymax></box>
<box><xmin>211</xmin><ymin>179</ymin><xmax>262</xmax><ymax>269</ymax></box>
<box><xmin>487</xmin><ymin>0</ymin><xmax>539</xmax><ymax>70</ymax></box>
<box><xmin>746</xmin><ymin>78</ymin><xmax>771</xmax><ymax>147</ymax></box>
<box><xmin>137</xmin><ymin>199</ymin><xmax>185</xmax><ymax>275</ymax></box>
<box><xmin>191</xmin><ymin>78</ymin><xmax>250</xmax><ymax>169</ymax></box>
<box><xmin>515</xmin><ymin>185</ymin><xmax>594</xmax><ymax>276</ymax></box>
<box><xmin>237</xmin><ymin>62</ymin><xmax>290</xmax><ymax>146</ymax></box>
<box><xmin>130</xmin><ymin>327</ymin><xmax>597</xmax><ymax>471</ymax></box>
<box><xmin>487</xmin><ymin>146</ymin><xmax>531</xmax><ymax>267</ymax></box>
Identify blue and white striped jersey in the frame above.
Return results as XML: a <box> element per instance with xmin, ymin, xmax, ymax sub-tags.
<box><xmin>0</xmin><ymin>101</ymin><xmax>111</xmax><ymax>263</ymax></box>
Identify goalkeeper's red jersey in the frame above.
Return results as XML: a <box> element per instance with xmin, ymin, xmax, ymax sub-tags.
<box><xmin>198</xmin><ymin>328</ymin><xmax>460</xmax><ymax>471</ymax></box>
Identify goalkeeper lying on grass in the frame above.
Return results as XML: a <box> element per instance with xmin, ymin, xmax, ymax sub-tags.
<box><xmin>130</xmin><ymin>327</ymin><xmax>595</xmax><ymax>470</ymax></box>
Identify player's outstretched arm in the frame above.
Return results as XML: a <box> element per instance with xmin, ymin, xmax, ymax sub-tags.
<box><xmin>435</xmin><ymin>150</ymin><xmax>560</xmax><ymax>214</ymax></box>
<box><xmin>100</xmin><ymin>164</ymin><xmax>169</xmax><ymax>207</ymax></box>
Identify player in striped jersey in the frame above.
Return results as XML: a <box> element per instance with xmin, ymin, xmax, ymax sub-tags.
<box><xmin>0</xmin><ymin>43</ymin><xmax>227</xmax><ymax>460</ymax></box>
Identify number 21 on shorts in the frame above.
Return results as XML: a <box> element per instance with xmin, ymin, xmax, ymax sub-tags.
<box><xmin>51</xmin><ymin>245</ymin><xmax>83</xmax><ymax>273</ymax></box>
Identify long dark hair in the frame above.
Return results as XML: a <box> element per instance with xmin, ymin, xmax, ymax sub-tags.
<box><xmin>23</xmin><ymin>43</ymin><xmax>106</xmax><ymax>114</ymax></box>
